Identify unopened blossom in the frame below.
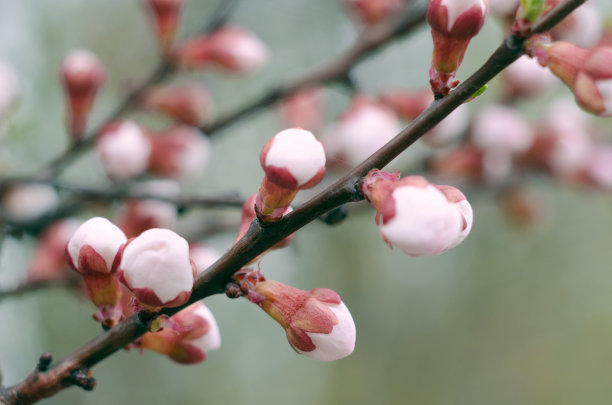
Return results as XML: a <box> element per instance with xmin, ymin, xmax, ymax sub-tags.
<box><xmin>142</xmin><ymin>0</ymin><xmax>184</xmax><ymax>52</ymax></box>
<box><xmin>503</xmin><ymin>55</ymin><xmax>558</xmax><ymax>99</ymax></box>
<box><xmin>189</xmin><ymin>243</ymin><xmax>221</xmax><ymax>275</ymax></box>
<box><xmin>66</xmin><ymin>217</ymin><xmax>127</xmax><ymax>327</ymax></box>
<box><xmin>257</xmin><ymin>128</ymin><xmax>325</xmax><ymax>221</ymax></box>
<box><xmin>2</xmin><ymin>184</ymin><xmax>59</xmax><ymax>222</ymax></box>
<box><xmin>27</xmin><ymin>219</ymin><xmax>81</xmax><ymax>283</ymax></box>
<box><xmin>252</xmin><ymin>280</ymin><xmax>356</xmax><ymax>362</ymax></box>
<box><xmin>428</xmin><ymin>144</ymin><xmax>484</xmax><ymax>180</ymax></box>
<box><xmin>427</xmin><ymin>0</ymin><xmax>489</xmax><ymax>94</ymax></box>
<box><xmin>380</xmin><ymin>89</ymin><xmax>433</xmax><ymax>121</ymax></box>
<box><xmin>551</xmin><ymin>1</ymin><xmax>602</xmax><ymax>48</ymax></box>
<box><xmin>141</xmin><ymin>302</ymin><xmax>221</xmax><ymax>364</ymax></box>
<box><xmin>96</xmin><ymin>121</ymin><xmax>152</xmax><ymax>180</ymax></box>
<box><xmin>142</xmin><ymin>84</ymin><xmax>215</xmax><ymax>126</ymax></box>
<box><xmin>345</xmin><ymin>0</ymin><xmax>404</xmax><ymax>26</ymax></box>
<box><xmin>0</xmin><ymin>60</ymin><xmax>20</xmax><ymax>124</ymax></box>
<box><xmin>115</xmin><ymin>180</ymin><xmax>180</xmax><ymax>238</ymax></box>
<box><xmin>118</xmin><ymin>228</ymin><xmax>195</xmax><ymax>310</ymax></box>
<box><xmin>323</xmin><ymin>96</ymin><xmax>401</xmax><ymax>168</ymax></box>
<box><xmin>59</xmin><ymin>49</ymin><xmax>106</xmax><ymax>138</ymax></box>
<box><xmin>174</xmin><ymin>26</ymin><xmax>268</xmax><ymax>74</ymax></box>
<box><xmin>361</xmin><ymin>171</ymin><xmax>472</xmax><ymax>256</ymax></box>
<box><xmin>423</xmin><ymin>104</ymin><xmax>469</xmax><ymax>147</ymax></box>
<box><xmin>278</xmin><ymin>87</ymin><xmax>325</xmax><ymax>131</ymax></box>
<box><xmin>148</xmin><ymin>126</ymin><xmax>210</xmax><ymax>180</ymax></box>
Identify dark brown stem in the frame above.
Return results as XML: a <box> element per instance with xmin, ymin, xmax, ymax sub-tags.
<box><xmin>0</xmin><ymin>276</ymin><xmax>80</xmax><ymax>301</ymax></box>
<box><xmin>0</xmin><ymin>1</ymin><xmax>585</xmax><ymax>403</ymax></box>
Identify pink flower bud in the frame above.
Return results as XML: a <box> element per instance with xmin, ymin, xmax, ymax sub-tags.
<box><xmin>141</xmin><ymin>84</ymin><xmax>215</xmax><ymax>126</ymax></box>
<box><xmin>380</xmin><ymin>89</ymin><xmax>433</xmax><ymax>121</ymax></box>
<box><xmin>115</xmin><ymin>180</ymin><xmax>180</xmax><ymax>238</ymax></box>
<box><xmin>189</xmin><ymin>243</ymin><xmax>221</xmax><ymax>275</ymax></box>
<box><xmin>60</xmin><ymin>49</ymin><xmax>106</xmax><ymax>139</ymax></box>
<box><xmin>0</xmin><ymin>60</ymin><xmax>20</xmax><ymax>123</ymax></box>
<box><xmin>503</xmin><ymin>55</ymin><xmax>558</xmax><ymax>99</ymax></box>
<box><xmin>141</xmin><ymin>0</ymin><xmax>184</xmax><ymax>52</ymax></box>
<box><xmin>66</xmin><ymin>217</ymin><xmax>127</xmax><ymax>327</ymax></box>
<box><xmin>573</xmin><ymin>47</ymin><xmax>612</xmax><ymax>117</ymax></box>
<box><xmin>2</xmin><ymin>184</ymin><xmax>59</xmax><ymax>222</ymax></box>
<box><xmin>118</xmin><ymin>228</ymin><xmax>195</xmax><ymax>309</ymax></box>
<box><xmin>27</xmin><ymin>219</ymin><xmax>82</xmax><ymax>283</ymax></box>
<box><xmin>322</xmin><ymin>96</ymin><xmax>401</xmax><ymax>168</ymax></box>
<box><xmin>586</xmin><ymin>144</ymin><xmax>612</xmax><ymax>190</ymax></box>
<box><xmin>278</xmin><ymin>87</ymin><xmax>325</xmax><ymax>132</ymax></box>
<box><xmin>427</xmin><ymin>0</ymin><xmax>488</xmax><ymax>91</ymax></box>
<box><xmin>423</xmin><ymin>103</ymin><xmax>469</xmax><ymax>147</ymax></box>
<box><xmin>253</xmin><ymin>281</ymin><xmax>356</xmax><ymax>362</ymax></box>
<box><xmin>372</xmin><ymin>176</ymin><xmax>470</xmax><ymax>256</ymax></box>
<box><xmin>344</xmin><ymin>0</ymin><xmax>405</xmax><ymax>26</ymax></box>
<box><xmin>141</xmin><ymin>302</ymin><xmax>220</xmax><ymax>364</ymax></box>
<box><xmin>472</xmin><ymin>105</ymin><xmax>534</xmax><ymax>154</ymax></box>
<box><xmin>174</xmin><ymin>26</ymin><xmax>268</xmax><ymax>74</ymax></box>
<box><xmin>551</xmin><ymin>2</ymin><xmax>602</xmax><ymax>48</ymax></box>
<box><xmin>96</xmin><ymin>121</ymin><xmax>152</xmax><ymax>180</ymax></box>
<box><xmin>148</xmin><ymin>126</ymin><xmax>210</xmax><ymax>180</ymax></box>
<box><xmin>428</xmin><ymin>144</ymin><xmax>484</xmax><ymax>180</ymax></box>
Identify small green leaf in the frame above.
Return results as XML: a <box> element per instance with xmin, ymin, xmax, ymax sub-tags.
<box><xmin>520</xmin><ymin>0</ymin><xmax>546</xmax><ymax>23</ymax></box>
<box><xmin>472</xmin><ymin>85</ymin><xmax>488</xmax><ymax>99</ymax></box>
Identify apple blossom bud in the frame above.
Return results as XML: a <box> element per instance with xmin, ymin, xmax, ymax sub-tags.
<box><xmin>60</xmin><ymin>49</ymin><xmax>106</xmax><ymax>139</ymax></box>
<box><xmin>435</xmin><ymin>185</ymin><xmax>473</xmax><ymax>248</ymax></box>
<box><xmin>253</xmin><ymin>280</ymin><xmax>356</xmax><ymax>362</ymax></box>
<box><xmin>344</xmin><ymin>0</ymin><xmax>404</xmax><ymax>26</ymax></box>
<box><xmin>141</xmin><ymin>84</ymin><xmax>215</xmax><ymax>126</ymax></box>
<box><xmin>173</xmin><ymin>26</ymin><xmax>268</xmax><ymax>74</ymax></box>
<box><xmin>141</xmin><ymin>0</ymin><xmax>184</xmax><ymax>52</ymax></box>
<box><xmin>427</xmin><ymin>0</ymin><xmax>488</xmax><ymax>93</ymax></box>
<box><xmin>141</xmin><ymin>302</ymin><xmax>220</xmax><ymax>364</ymax></box>
<box><xmin>115</xmin><ymin>180</ymin><xmax>181</xmax><ymax>238</ymax></box>
<box><xmin>148</xmin><ymin>126</ymin><xmax>210</xmax><ymax>180</ymax></box>
<box><xmin>189</xmin><ymin>243</ymin><xmax>221</xmax><ymax>275</ymax></box>
<box><xmin>278</xmin><ymin>87</ymin><xmax>325</xmax><ymax>131</ymax></box>
<box><xmin>256</xmin><ymin>128</ymin><xmax>326</xmax><ymax>221</ymax></box>
<box><xmin>0</xmin><ymin>60</ymin><xmax>20</xmax><ymax>124</ymax></box>
<box><xmin>322</xmin><ymin>96</ymin><xmax>401</xmax><ymax>168</ymax></box>
<box><xmin>96</xmin><ymin>121</ymin><xmax>152</xmax><ymax>180</ymax></box>
<box><xmin>66</xmin><ymin>217</ymin><xmax>127</xmax><ymax>327</ymax></box>
<box><xmin>551</xmin><ymin>1</ymin><xmax>602</xmax><ymax>48</ymax></box>
<box><xmin>2</xmin><ymin>184</ymin><xmax>59</xmax><ymax>222</ymax></box>
<box><xmin>118</xmin><ymin>228</ymin><xmax>195</xmax><ymax>310</ymax></box>
<box><xmin>27</xmin><ymin>219</ymin><xmax>82</xmax><ymax>283</ymax></box>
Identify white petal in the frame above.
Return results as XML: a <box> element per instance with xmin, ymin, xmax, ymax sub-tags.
<box><xmin>67</xmin><ymin>217</ymin><xmax>127</xmax><ymax>272</ymax></box>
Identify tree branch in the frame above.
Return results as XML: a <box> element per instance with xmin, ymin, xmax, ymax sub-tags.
<box><xmin>0</xmin><ymin>1</ymin><xmax>585</xmax><ymax>403</ymax></box>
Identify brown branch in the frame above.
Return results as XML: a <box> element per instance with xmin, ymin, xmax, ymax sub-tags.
<box><xmin>0</xmin><ymin>1</ymin><xmax>585</xmax><ymax>403</ymax></box>
<box><xmin>0</xmin><ymin>276</ymin><xmax>80</xmax><ymax>301</ymax></box>
<box><xmin>202</xmin><ymin>1</ymin><xmax>429</xmax><ymax>135</ymax></box>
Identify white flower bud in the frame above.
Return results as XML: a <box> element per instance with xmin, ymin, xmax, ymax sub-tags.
<box><xmin>96</xmin><ymin>121</ymin><xmax>152</xmax><ymax>180</ymax></box>
<box><xmin>2</xmin><ymin>184</ymin><xmax>59</xmax><ymax>222</ymax></box>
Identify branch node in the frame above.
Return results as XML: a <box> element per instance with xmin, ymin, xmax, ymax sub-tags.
<box><xmin>318</xmin><ymin>206</ymin><xmax>349</xmax><ymax>226</ymax></box>
<box><xmin>36</xmin><ymin>352</ymin><xmax>53</xmax><ymax>372</ymax></box>
<box><xmin>69</xmin><ymin>368</ymin><xmax>96</xmax><ymax>391</ymax></box>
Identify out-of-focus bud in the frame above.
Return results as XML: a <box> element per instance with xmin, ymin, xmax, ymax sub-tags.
<box><xmin>323</xmin><ymin>96</ymin><xmax>401</xmax><ymax>168</ymax></box>
<box><xmin>59</xmin><ymin>49</ymin><xmax>106</xmax><ymax>139</ymax></box>
<box><xmin>423</xmin><ymin>104</ymin><xmax>469</xmax><ymax>147</ymax></box>
<box><xmin>96</xmin><ymin>121</ymin><xmax>152</xmax><ymax>180</ymax></box>
<box><xmin>278</xmin><ymin>87</ymin><xmax>325</xmax><ymax>132</ymax></box>
<box><xmin>141</xmin><ymin>84</ymin><xmax>215</xmax><ymax>126</ymax></box>
<box><xmin>118</xmin><ymin>228</ymin><xmax>195</xmax><ymax>310</ymax></box>
<box><xmin>115</xmin><ymin>180</ymin><xmax>180</xmax><ymax>238</ymax></box>
<box><xmin>586</xmin><ymin>144</ymin><xmax>612</xmax><ymax>190</ymax></box>
<box><xmin>189</xmin><ymin>243</ymin><xmax>221</xmax><ymax>275</ymax></box>
<box><xmin>427</xmin><ymin>0</ymin><xmax>489</xmax><ymax>94</ymax></box>
<box><xmin>344</xmin><ymin>0</ymin><xmax>405</xmax><ymax>26</ymax></box>
<box><xmin>0</xmin><ymin>60</ymin><xmax>21</xmax><ymax>124</ymax></box>
<box><xmin>427</xmin><ymin>144</ymin><xmax>484</xmax><ymax>180</ymax></box>
<box><xmin>471</xmin><ymin>104</ymin><xmax>534</xmax><ymax>182</ymax></box>
<box><xmin>148</xmin><ymin>125</ymin><xmax>210</xmax><ymax>181</ymax></box>
<box><xmin>256</xmin><ymin>128</ymin><xmax>325</xmax><ymax>221</ymax></box>
<box><xmin>1</xmin><ymin>184</ymin><xmax>59</xmax><ymax>222</ymax></box>
<box><xmin>380</xmin><ymin>88</ymin><xmax>433</xmax><ymax>121</ymax></box>
<box><xmin>141</xmin><ymin>0</ymin><xmax>184</xmax><ymax>53</ymax></box>
<box><xmin>66</xmin><ymin>217</ymin><xmax>127</xmax><ymax>327</ymax></box>
<box><xmin>141</xmin><ymin>302</ymin><xmax>221</xmax><ymax>364</ymax></box>
<box><xmin>498</xmin><ymin>186</ymin><xmax>548</xmax><ymax>228</ymax></box>
<box><xmin>173</xmin><ymin>26</ymin><xmax>268</xmax><ymax>74</ymax></box>
<box><xmin>361</xmin><ymin>171</ymin><xmax>471</xmax><ymax>256</ymax></box>
<box><xmin>27</xmin><ymin>219</ymin><xmax>82</xmax><ymax>283</ymax></box>
<box><xmin>252</xmin><ymin>280</ymin><xmax>356</xmax><ymax>362</ymax></box>
<box><xmin>502</xmin><ymin>55</ymin><xmax>558</xmax><ymax>99</ymax></box>
<box><xmin>551</xmin><ymin>1</ymin><xmax>603</xmax><ymax>48</ymax></box>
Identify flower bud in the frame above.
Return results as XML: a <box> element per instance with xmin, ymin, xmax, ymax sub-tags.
<box><xmin>502</xmin><ymin>55</ymin><xmax>557</xmax><ymax>99</ymax></box>
<box><xmin>59</xmin><ymin>49</ymin><xmax>106</xmax><ymax>139</ymax></box>
<box><xmin>141</xmin><ymin>84</ymin><xmax>215</xmax><ymax>126</ymax></box>
<box><xmin>173</xmin><ymin>26</ymin><xmax>268</xmax><ymax>74</ymax></box>
<box><xmin>96</xmin><ymin>121</ymin><xmax>152</xmax><ymax>180</ymax></box>
<box><xmin>66</xmin><ymin>217</ymin><xmax>127</xmax><ymax>327</ymax></box>
<box><xmin>344</xmin><ymin>0</ymin><xmax>404</xmax><ymax>26</ymax></box>
<box><xmin>27</xmin><ymin>219</ymin><xmax>82</xmax><ymax>283</ymax></box>
<box><xmin>427</xmin><ymin>0</ymin><xmax>488</xmax><ymax>93</ymax></box>
<box><xmin>278</xmin><ymin>87</ymin><xmax>325</xmax><ymax>132</ymax></box>
<box><xmin>586</xmin><ymin>144</ymin><xmax>612</xmax><ymax>190</ymax></box>
<box><xmin>573</xmin><ymin>47</ymin><xmax>612</xmax><ymax>117</ymax></box>
<box><xmin>148</xmin><ymin>125</ymin><xmax>210</xmax><ymax>180</ymax></box>
<box><xmin>257</xmin><ymin>128</ymin><xmax>326</xmax><ymax>221</ymax></box>
<box><xmin>118</xmin><ymin>228</ymin><xmax>195</xmax><ymax>309</ymax></box>
<box><xmin>0</xmin><ymin>60</ymin><xmax>20</xmax><ymax>124</ymax></box>
<box><xmin>2</xmin><ymin>184</ymin><xmax>59</xmax><ymax>222</ymax></box>
<box><xmin>189</xmin><ymin>243</ymin><xmax>221</xmax><ymax>275</ymax></box>
<box><xmin>253</xmin><ymin>281</ymin><xmax>356</xmax><ymax>362</ymax></box>
<box><xmin>551</xmin><ymin>1</ymin><xmax>602</xmax><ymax>48</ymax></box>
<box><xmin>322</xmin><ymin>96</ymin><xmax>401</xmax><ymax>168</ymax></box>
<box><xmin>141</xmin><ymin>0</ymin><xmax>184</xmax><ymax>52</ymax></box>
<box><xmin>141</xmin><ymin>302</ymin><xmax>221</xmax><ymax>364</ymax></box>
<box><xmin>434</xmin><ymin>185</ymin><xmax>473</xmax><ymax>248</ymax></box>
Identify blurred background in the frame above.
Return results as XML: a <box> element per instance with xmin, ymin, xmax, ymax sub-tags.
<box><xmin>2</xmin><ymin>0</ymin><xmax>612</xmax><ymax>404</ymax></box>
